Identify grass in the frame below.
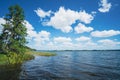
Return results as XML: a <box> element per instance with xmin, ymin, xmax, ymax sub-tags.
<box><xmin>25</xmin><ymin>50</ymin><xmax>57</xmax><ymax>57</ymax></box>
<box><xmin>0</xmin><ymin>50</ymin><xmax>56</xmax><ymax>65</ymax></box>
<box><xmin>0</xmin><ymin>53</ymin><xmax>34</xmax><ymax>65</ymax></box>
<box><xmin>0</xmin><ymin>54</ymin><xmax>7</xmax><ymax>65</ymax></box>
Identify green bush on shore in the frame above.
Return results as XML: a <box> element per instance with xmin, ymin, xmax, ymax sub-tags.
<box><xmin>0</xmin><ymin>50</ymin><xmax>56</xmax><ymax>65</ymax></box>
<box><xmin>0</xmin><ymin>53</ymin><xmax>34</xmax><ymax>65</ymax></box>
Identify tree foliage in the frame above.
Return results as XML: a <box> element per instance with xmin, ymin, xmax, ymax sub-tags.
<box><xmin>0</xmin><ymin>5</ymin><xmax>27</xmax><ymax>54</ymax></box>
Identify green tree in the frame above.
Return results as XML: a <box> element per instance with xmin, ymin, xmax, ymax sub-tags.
<box><xmin>0</xmin><ymin>5</ymin><xmax>27</xmax><ymax>55</ymax></box>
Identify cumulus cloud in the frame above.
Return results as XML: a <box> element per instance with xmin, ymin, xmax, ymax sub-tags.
<box><xmin>48</xmin><ymin>36</ymin><xmax>98</xmax><ymax>50</ymax></box>
<box><xmin>0</xmin><ymin>18</ymin><xmax>5</xmax><ymax>34</ymax></box>
<box><xmin>24</xmin><ymin>20</ymin><xmax>37</xmax><ymax>38</ymax></box>
<box><xmin>40</xmin><ymin>38</ymin><xmax>120</xmax><ymax>50</ymax></box>
<box><xmin>78</xmin><ymin>10</ymin><xmax>94</xmax><ymax>24</ymax></box>
<box><xmin>74</xmin><ymin>23</ymin><xmax>93</xmax><ymax>34</ymax></box>
<box><xmin>1</xmin><ymin>18</ymin><xmax>119</xmax><ymax>50</ymax></box>
<box><xmin>91</xmin><ymin>30</ymin><xmax>120</xmax><ymax>37</ymax></box>
<box><xmin>98</xmin><ymin>39</ymin><xmax>120</xmax><ymax>45</ymax></box>
<box><xmin>54</xmin><ymin>36</ymin><xmax>72</xmax><ymax>44</ymax></box>
<box><xmin>37</xmin><ymin>7</ymin><xmax>94</xmax><ymax>33</ymax></box>
<box><xmin>41</xmin><ymin>36</ymin><xmax>73</xmax><ymax>50</ymax></box>
<box><xmin>75</xmin><ymin>36</ymin><xmax>91</xmax><ymax>42</ymax></box>
<box><xmin>23</xmin><ymin>20</ymin><xmax>50</xmax><ymax>47</ymax></box>
<box><xmin>98</xmin><ymin>0</ymin><xmax>112</xmax><ymax>13</ymax></box>
<box><xmin>34</xmin><ymin>8</ymin><xmax>52</xmax><ymax>18</ymax></box>
<box><xmin>0</xmin><ymin>18</ymin><xmax>5</xmax><ymax>24</ymax></box>
<box><xmin>43</xmin><ymin>37</ymin><xmax>119</xmax><ymax>50</ymax></box>
<box><xmin>98</xmin><ymin>39</ymin><xmax>120</xmax><ymax>49</ymax></box>
<box><xmin>33</xmin><ymin>30</ymin><xmax>50</xmax><ymax>44</ymax></box>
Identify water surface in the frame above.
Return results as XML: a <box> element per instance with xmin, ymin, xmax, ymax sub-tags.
<box><xmin>20</xmin><ymin>50</ymin><xmax>120</xmax><ymax>80</ymax></box>
<box><xmin>0</xmin><ymin>50</ymin><xmax>120</xmax><ymax>80</ymax></box>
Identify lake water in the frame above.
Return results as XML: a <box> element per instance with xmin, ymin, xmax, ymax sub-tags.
<box><xmin>0</xmin><ymin>50</ymin><xmax>120</xmax><ymax>80</ymax></box>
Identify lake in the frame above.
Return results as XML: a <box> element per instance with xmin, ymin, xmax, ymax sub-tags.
<box><xmin>0</xmin><ymin>50</ymin><xmax>120</xmax><ymax>80</ymax></box>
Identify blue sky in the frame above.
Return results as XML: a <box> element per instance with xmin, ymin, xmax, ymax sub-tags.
<box><xmin>0</xmin><ymin>0</ymin><xmax>120</xmax><ymax>50</ymax></box>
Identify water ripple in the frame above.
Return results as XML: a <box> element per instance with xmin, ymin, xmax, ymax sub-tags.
<box><xmin>20</xmin><ymin>51</ymin><xmax>120</xmax><ymax>80</ymax></box>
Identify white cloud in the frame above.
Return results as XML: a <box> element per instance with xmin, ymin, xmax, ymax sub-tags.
<box><xmin>0</xmin><ymin>18</ymin><xmax>5</xmax><ymax>34</ymax></box>
<box><xmin>40</xmin><ymin>37</ymin><xmax>120</xmax><ymax>50</ymax></box>
<box><xmin>98</xmin><ymin>39</ymin><xmax>120</xmax><ymax>49</ymax></box>
<box><xmin>91</xmin><ymin>11</ymin><xmax>97</xmax><ymax>15</ymax></box>
<box><xmin>78</xmin><ymin>10</ymin><xmax>94</xmax><ymax>24</ymax></box>
<box><xmin>98</xmin><ymin>0</ymin><xmax>112</xmax><ymax>13</ymax></box>
<box><xmin>33</xmin><ymin>30</ymin><xmax>50</xmax><ymax>45</ymax></box>
<box><xmin>85</xmin><ymin>41</ymin><xmax>97</xmax><ymax>46</ymax></box>
<box><xmin>74</xmin><ymin>23</ymin><xmax>93</xmax><ymax>34</ymax></box>
<box><xmin>91</xmin><ymin>30</ymin><xmax>120</xmax><ymax>37</ymax></box>
<box><xmin>1</xmin><ymin>17</ymin><xmax>119</xmax><ymax>50</ymax></box>
<box><xmin>23</xmin><ymin>20</ymin><xmax>51</xmax><ymax>48</ymax></box>
<box><xmin>23</xmin><ymin>21</ymin><xmax>120</xmax><ymax>50</ymax></box>
<box><xmin>54</xmin><ymin>36</ymin><xmax>72</xmax><ymax>44</ymax></box>
<box><xmin>34</xmin><ymin>8</ymin><xmax>52</xmax><ymax>18</ymax></box>
<box><xmin>36</xmin><ymin>37</ymin><xmax>74</xmax><ymax>50</ymax></box>
<box><xmin>0</xmin><ymin>18</ymin><xmax>5</xmax><ymax>24</ymax></box>
<box><xmin>71</xmin><ymin>41</ymin><xmax>97</xmax><ymax>50</ymax></box>
<box><xmin>26</xmin><ymin>30</ymin><xmax>51</xmax><ymax>50</ymax></box>
<box><xmin>49</xmin><ymin>36</ymin><xmax>98</xmax><ymax>50</ymax></box>
<box><xmin>24</xmin><ymin>20</ymin><xmax>37</xmax><ymax>38</ymax></box>
<box><xmin>75</xmin><ymin>36</ymin><xmax>91</xmax><ymax>42</ymax></box>
<box><xmin>98</xmin><ymin>39</ymin><xmax>120</xmax><ymax>45</ymax></box>
<box><xmin>43</xmin><ymin>7</ymin><xmax>94</xmax><ymax>33</ymax></box>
